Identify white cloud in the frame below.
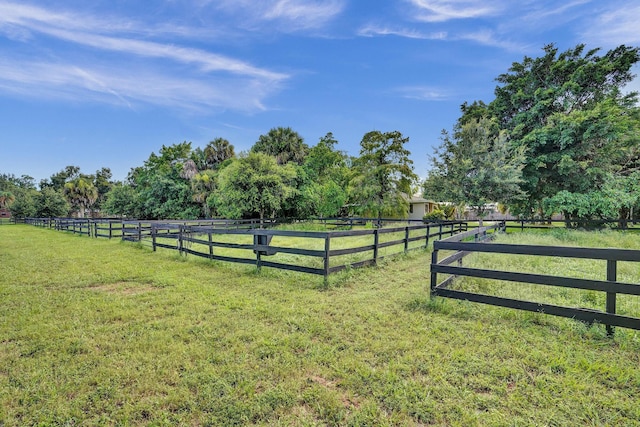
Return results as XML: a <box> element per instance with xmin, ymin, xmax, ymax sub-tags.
<box><xmin>358</xmin><ymin>24</ymin><xmax>447</xmax><ymax>40</ymax></box>
<box><xmin>0</xmin><ymin>60</ymin><xmax>278</xmax><ymax>112</ymax></box>
<box><xmin>396</xmin><ymin>85</ymin><xmax>450</xmax><ymax>101</ymax></box>
<box><xmin>406</xmin><ymin>0</ymin><xmax>501</xmax><ymax>22</ymax></box>
<box><xmin>213</xmin><ymin>0</ymin><xmax>345</xmax><ymax>31</ymax></box>
<box><xmin>581</xmin><ymin>4</ymin><xmax>640</xmax><ymax>46</ymax></box>
<box><xmin>0</xmin><ymin>1</ymin><xmax>289</xmax><ymax>111</ymax></box>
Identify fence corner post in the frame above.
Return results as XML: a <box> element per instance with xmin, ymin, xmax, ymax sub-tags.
<box><xmin>430</xmin><ymin>245</ymin><xmax>439</xmax><ymax>296</ymax></box>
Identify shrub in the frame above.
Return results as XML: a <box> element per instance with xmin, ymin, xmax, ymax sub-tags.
<box><xmin>423</xmin><ymin>209</ymin><xmax>445</xmax><ymax>221</ymax></box>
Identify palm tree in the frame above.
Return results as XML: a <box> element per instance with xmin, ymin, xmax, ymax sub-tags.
<box><xmin>204</xmin><ymin>138</ymin><xmax>235</xmax><ymax>169</ymax></box>
<box><xmin>0</xmin><ymin>191</ymin><xmax>15</xmax><ymax>209</ymax></box>
<box><xmin>252</xmin><ymin>127</ymin><xmax>308</xmax><ymax>165</ymax></box>
<box><xmin>64</xmin><ymin>178</ymin><xmax>98</xmax><ymax>218</ymax></box>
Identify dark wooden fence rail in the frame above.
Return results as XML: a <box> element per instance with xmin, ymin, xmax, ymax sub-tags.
<box><xmin>151</xmin><ymin>221</ymin><xmax>468</xmax><ymax>281</ymax></box>
<box><xmin>431</xmin><ymin>225</ymin><xmax>640</xmax><ymax>334</ymax></box>
<box><xmin>20</xmin><ymin>216</ymin><xmax>469</xmax><ymax>281</ymax></box>
<box><xmin>501</xmin><ymin>219</ymin><xmax>640</xmax><ymax>231</ymax></box>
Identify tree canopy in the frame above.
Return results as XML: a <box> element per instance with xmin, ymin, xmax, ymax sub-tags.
<box><xmin>350</xmin><ymin>130</ymin><xmax>418</xmax><ymax>218</ymax></box>
<box><xmin>491</xmin><ymin>43</ymin><xmax>640</xmax><ymax>217</ymax></box>
<box><xmin>426</xmin><ymin>43</ymin><xmax>640</xmax><ymax>224</ymax></box>
<box><xmin>425</xmin><ymin>115</ymin><xmax>525</xmax><ymax>220</ymax></box>
<box><xmin>216</xmin><ymin>152</ymin><xmax>298</xmax><ymax>220</ymax></box>
<box><xmin>252</xmin><ymin>127</ymin><xmax>309</xmax><ymax>165</ymax></box>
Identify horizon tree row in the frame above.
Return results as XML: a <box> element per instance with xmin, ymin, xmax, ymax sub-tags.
<box><xmin>1</xmin><ymin>128</ymin><xmax>419</xmax><ymax>221</ymax></box>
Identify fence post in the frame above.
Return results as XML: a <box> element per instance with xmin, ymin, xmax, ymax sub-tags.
<box><xmin>178</xmin><ymin>225</ymin><xmax>184</xmax><ymax>255</ymax></box>
<box><xmin>606</xmin><ymin>260</ymin><xmax>617</xmax><ymax>336</ymax></box>
<box><xmin>373</xmin><ymin>228</ymin><xmax>379</xmax><ymax>264</ymax></box>
<box><xmin>430</xmin><ymin>246</ymin><xmax>439</xmax><ymax>295</ymax></box>
<box><xmin>255</xmin><ymin>232</ymin><xmax>262</xmax><ymax>272</ymax></box>
<box><xmin>152</xmin><ymin>225</ymin><xmax>157</xmax><ymax>252</ymax></box>
<box><xmin>323</xmin><ymin>234</ymin><xmax>330</xmax><ymax>286</ymax></box>
<box><xmin>425</xmin><ymin>225</ymin><xmax>430</xmax><ymax>248</ymax></box>
<box><xmin>404</xmin><ymin>226</ymin><xmax>409</xmax><ymax>252</ymax></box>
<box><xmin>208</xmin><ymin>231</ymin><xmax>213</xmax><ymax>259</ymax></box>
<box><xmin>438</xmin><ymin>224</ymin><xmax>443</xmax><ymax>240</ymax></box>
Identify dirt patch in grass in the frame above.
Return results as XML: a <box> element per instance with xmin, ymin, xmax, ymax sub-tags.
<box><xmin>88</xmin><ymin>281</ymin><xmax>159</xmax><ymax>296</ymax></box>
<box><xmin>308</xmin><ymin>375</ymin><xmax>361</xmax><ymax>409</ymax></box>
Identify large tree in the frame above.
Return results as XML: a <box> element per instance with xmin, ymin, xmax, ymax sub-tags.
<box><xmin>215</xmin><ymin>152</ymin><xmax>297</xmax><ymax>221</ymax></box>
<box><xmin>40</xmin><ymin>166</ymin><xmax>80</xmax><ymax>191</ymax></box>
<box><xmin>0</xmin><ymin>191</ymin><xmax>15</xmax><ymax>210</ymax></box>
<box><xmin>252</xmin><ymin>127</ymin><xmax>309</xmax><ymax>165</ymax></box>
<box><xmin>490</xmin><ymin>43</ymin><xmax>640</xmax><ymax>216</ymax></box>
<box><xmin>298</xmin><ymin>132</ymin><xmax>349</xmax><ymax>218</ymax></box>
<box><xmin>102</xmin><ymin>183</ymin><xmax>139</xmax><ymax>218</ymax></box>
<box><xmin>128</xmin><ymin>142</ymin><xmax>201</xmax><ymax>219</ymax></box>
<box><xmin>424</xmin><ymin>116</ymin><xmax>525</xmax><ymax>223</ymax></box>
<box><xmin>64</xmin><ymin>177</ymin><xmax>98</xmax><ymax>218</ymax></box>
<box><xmin>93</xmin><ymin>167</ymin><xmax>113</xmax><ymax>211</ymax></box>
<box><xmin>349</xmin><ymin>130</ymin><xmax>418</xmax><ymax>218</ymax></box>
<box><xmin>35</xmin><ymin>187</ymin><xmax>70</xmax><ymax>218</ymax></box>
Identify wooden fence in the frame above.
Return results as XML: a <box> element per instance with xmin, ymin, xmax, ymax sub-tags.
<box><xmin>430</xmin><ymin>224</ymin><xmax>640</xmax><ymax>334</ymax></box>
<box><xmin>23</xmin><ymin>218</ymin><xmax>279</xmax><ymax>240</ymax></box>
<box><xmin>21</xmin><ymin>216</ymin><xmax>468</xmax><ymax>281</ymax></box>
<box><xmin>152</xmin><ymin>221</ymin><xmax>467</xmax><ymax>281</ymax></box>
<box><xmin>501</xmin><ymin>219</ymin><xmax>640</xmax><ymax>232</ymax></box>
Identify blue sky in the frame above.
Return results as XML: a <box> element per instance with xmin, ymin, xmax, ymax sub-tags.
<box><xmin>1</xmin><ymin>0</ymin><xmax>639</xmax><ymax>184</ymax></box>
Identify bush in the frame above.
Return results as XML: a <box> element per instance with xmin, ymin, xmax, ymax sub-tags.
<box><xmin>423</xmin><ymin>210</ymin><xmax>445</xmax><ymax>221</ymax></box>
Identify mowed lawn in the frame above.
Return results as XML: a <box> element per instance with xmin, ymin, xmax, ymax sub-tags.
<box><xmin>1</xmin><ymin>225</ymin><xmax>640</xmax><ymax>426</ymax></box>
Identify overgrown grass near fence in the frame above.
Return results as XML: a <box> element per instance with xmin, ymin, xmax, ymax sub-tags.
<box><xmin>2</xmin><ymin>225</ymin><xmax>640</xmax><ymax>425</ymax></box>
<box><xmin>442</xmin><ymin>229</ymin><xmax>640</xmax><ymax>328</ymax></box>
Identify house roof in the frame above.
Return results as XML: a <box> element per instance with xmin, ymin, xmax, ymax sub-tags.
<box><xmin>408</xmin><ymin>196</ymin><xmax>437</xmax><ymax>204</ymax></box>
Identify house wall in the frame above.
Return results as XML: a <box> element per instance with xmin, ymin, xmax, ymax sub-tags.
<box><xmin>408</xmin><ymin>202</ymin><xmax>427</xmax><ymax>220</ymax></box>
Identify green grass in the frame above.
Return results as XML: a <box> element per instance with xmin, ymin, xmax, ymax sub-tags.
<box><xmin>2</xmin><ymin>225</ymin><xmax>640</xmax><ymax>426</ymax></box>
<box><xmin>450</xmin><ymin>229</ymin><xmax>640</xmax><ymax>319</ymax></box>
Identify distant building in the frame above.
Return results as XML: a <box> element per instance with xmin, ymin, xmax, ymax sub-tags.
<box><xmin>0</xmin><ymin>208</ymin><xmax>11</xmax><ymax>219</ymax></box>
<box><xmin>407</xmin><ymin>196</ymin><xmax>438</xmax><ymax>220</ymax></box>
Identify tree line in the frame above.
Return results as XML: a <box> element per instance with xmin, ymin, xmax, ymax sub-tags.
<box><xmin>2</xmin><ymin>43</ymin><xmax>639</xmax><ymax>224</ymax></box>
<box><xmin>1</xmin><ymin>129</ymin><xmax>417</xmax><ymax>220</ymax></box>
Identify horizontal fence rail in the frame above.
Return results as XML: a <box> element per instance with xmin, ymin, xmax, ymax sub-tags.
<box><xmin>153</xmin><ymin>221</ymin><xmax>469</xmax><ymax>282</ymax></box>
<box><xmin>430</xmin><ymin>225</ymin><xmax>640</xmax><ymax>334</ymax></box>
<box><xmin>501</xmin><ymin>219</ymin><xmax>640</xmax><ymax>232</ymax></box>
<box><xmin>21</xmin><ymin>217</ymin><xmax>468</xmax><ymax>282</ymax></box>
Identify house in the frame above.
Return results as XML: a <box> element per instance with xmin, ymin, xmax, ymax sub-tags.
<box><xmin>0</xmin><ymin>208</ymin><xmax>10</xmax><ymax>219</ymax></box>
<box><xmin>407</xmin><ymin>196</ymin><xmax>438</xmax><ymax>220</ymax></box>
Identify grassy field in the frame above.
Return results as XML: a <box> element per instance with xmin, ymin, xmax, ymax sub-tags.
<box><xmin>1</xmin><ymin>225</ymin><xmax>640</xmax><ymax>426</ymax></box>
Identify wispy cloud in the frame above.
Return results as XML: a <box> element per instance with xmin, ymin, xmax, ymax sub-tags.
<box><xmin>0</xmin><ymin>1</ymin><xmax>289</xmax><ymax>111</ymax></box>
<box><xmin>213</xmin><ymin>0</ymin><xmax>345</xmax><ymax>32</ymax></box>
<box><xmin>521</xmin><ymin>0</ymin><xmax>591</xmax><ymax>22</ymax></box>
<box><xmin>358</xmin><ymin>24</ymin><xmax>447</xmax><ymax>40</ymax></box>
<box><xmin>406</xmin><ymin>0</ymin><xmax>502</xmax><ymax>22</ymax></box>
<box><xmin>580</xmin><ymin>4</ymin><xmax>640</xmax><ymax>46</ymax></box>
<box><xmin>358</xmin><ymin>23</ymin><xmax>522</xmax><ymax>51</ymax></box>
<box><xmin>395</xmin><ymin>85</ymin><xmax>451</xmax><ymax>101</ymax></box>
<box><xmin>0</xmin><ymin>60</ymin><xmax>278</xmax><ymax>112</ymax></box>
